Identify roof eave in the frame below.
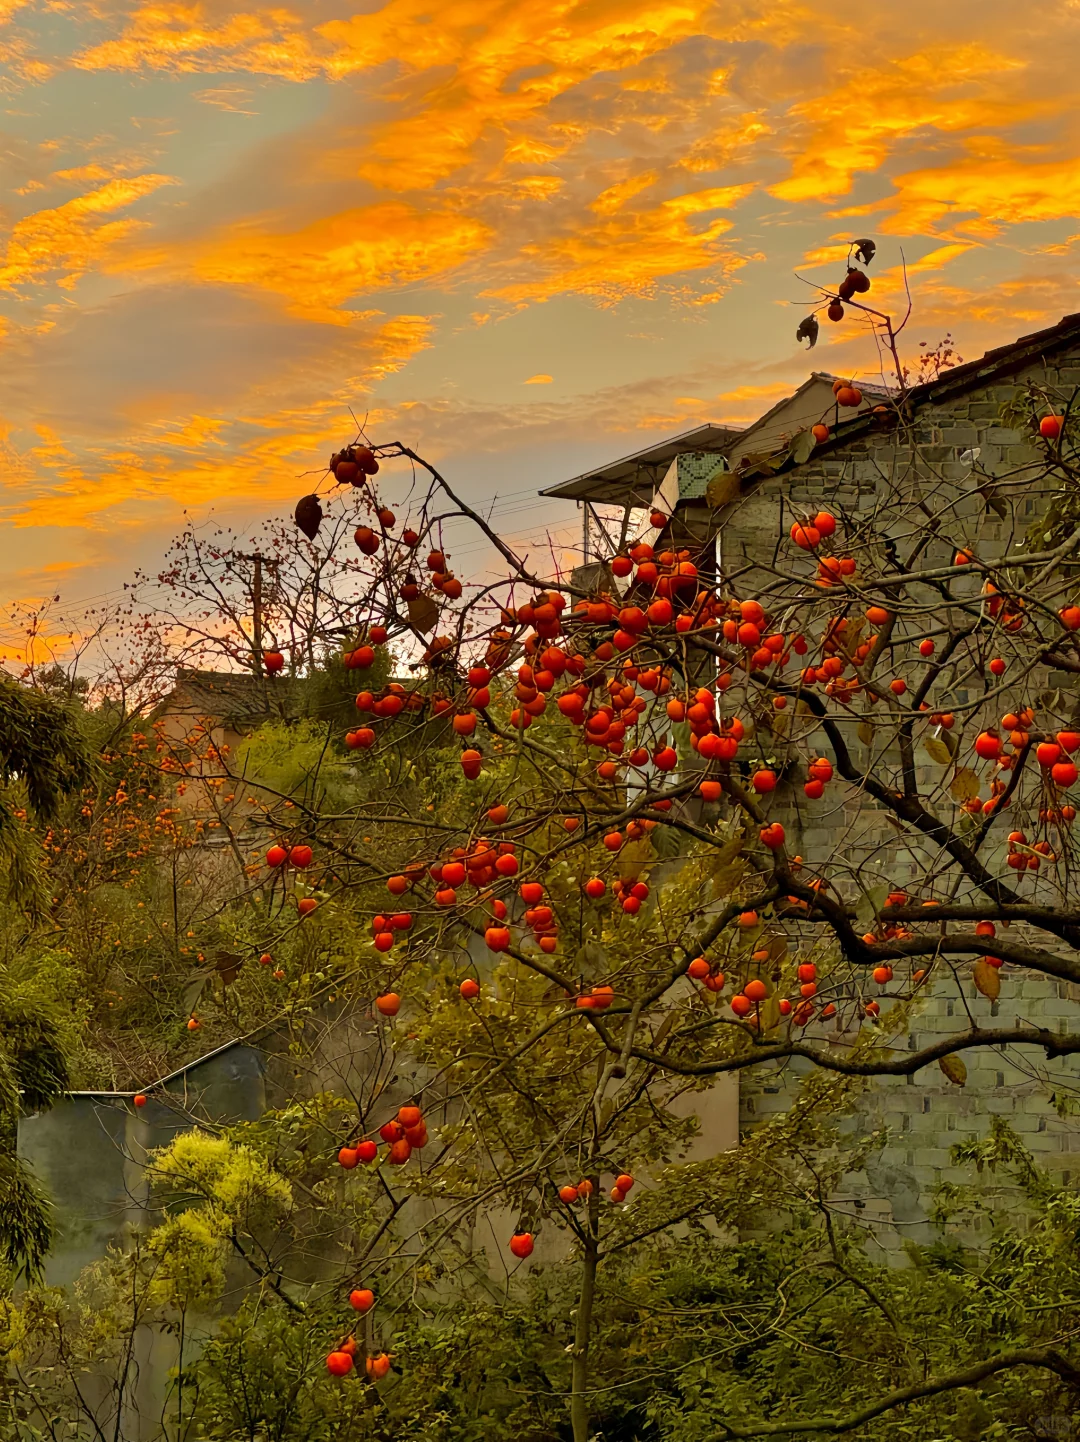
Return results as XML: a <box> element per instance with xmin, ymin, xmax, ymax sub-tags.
<box><xmin>540</xmin><ymin>423</ymin><xmax>744</xmax><ymax>503</ymax></box>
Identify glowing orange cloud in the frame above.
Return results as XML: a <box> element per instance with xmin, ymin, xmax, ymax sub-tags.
<box><xmin>176</xmin><ymin>204</ymin><xmax>492</xmax><ymax>324</ymax></box>
<box><xmin>771</xmin><ymin>44</ymin><xmax>1035</xmax><ymax>203</ymax></box>
<box><xmin>318</xmin><ymin>0</ymin><xmax>715</xmax><ymax>191</ymax></box>
<box><xmin>3</xmin><ymin>0</ymin><xmax>1079</xmax><ymax>614</ymax></box>
<box><xmin>0</xmin><ymin>175</ymin><xmax>177</xmax><ymax>293</ymax></box>
<box><xmin>4</xmin><ymin>314</ymin><xmax>434</xmax><ymax>531</ymax></box>
<box><xmin>74</xmin><ymin>3</ymin><xmax>323</xmax><ymax>81</ymax></box>
<box><xmin>487</xmin><ymin>185</ymin><xmax>753</xmax><ymax>305</ymax></box>
<box><xmin>876</xmin><ymin>144</ymin><xmax>1080</xmax><ymax>237</ymax></box>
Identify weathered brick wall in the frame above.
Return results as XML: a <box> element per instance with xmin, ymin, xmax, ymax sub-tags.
<box><xmin>723</xmin><ymin>346</ymin><xmax>1080</xmax><ymax>1245</ymax></box>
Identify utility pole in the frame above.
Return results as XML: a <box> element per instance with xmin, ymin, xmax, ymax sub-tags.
<box><xmin>235</xmin><ymin>553</ymin><xmax>279</xmax><ymax>675</ymax></box>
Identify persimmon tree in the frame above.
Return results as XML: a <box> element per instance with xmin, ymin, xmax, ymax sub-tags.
<box><xmin>140</xmin><ymin>509</ymin><xmax>397</xmax><ymax>681</ymax></box>
<box><xmin>12</xmin><ymin>1096</ymin><xmax>1080</xmax><ymax>1441</ymax></box>
<box><xmin>81</xmin><ymin>274</ymin><xmax>1080</xmax><ymax>1435</ymax></box>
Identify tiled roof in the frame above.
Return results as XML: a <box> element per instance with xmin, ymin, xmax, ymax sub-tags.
<box><xmin>797</xmin><ymin>311</ymin><xmax>1080</xmax><ymax>466</ymax></box>
<box><xmin>541</xmin><ymin>313</ymin><xmax>1080</xmax><ymax>511</ymax></box>
<box><xmin>914</xmin><ymin>311</ymin><xmax>1080</xmax><ymax>403</ymax></box>
<box><xmin>812</xmin><ymin>371</ymin><xmax>892</xmax><ymax>396</ymax></box>
<box><xmin>162</xmin><ymin>669</ymin><xmax>277</xmax><ymax>723</ymax></box>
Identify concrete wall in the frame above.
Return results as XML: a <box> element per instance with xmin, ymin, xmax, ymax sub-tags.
<box><xmin>15</xmin><ymin>1045</ymin><xmax>268</xmax><ymax>1440</ymax></box>
<box><xmin>19</xmin><ymin>1044</ymin><xmax>269</xmax><ymax>1290</ymax></box>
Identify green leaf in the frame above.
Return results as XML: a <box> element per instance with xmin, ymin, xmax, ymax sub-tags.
<box><xmin>758</xmin><ymin>996</ymin><xmax>781</xmax><ymax>1031</ymax></box>
<box><xmin>574</xmin><ymin>943</ymin><xmax>608</xmax><ymax>973</ymax></box>
<box><xmin>857</xmin><ymin>722</ymin><xmax>875</xmax><ymax>745</ymax></box>
<box><xmin>923</xmin><ymin>736</ymin><xmax>955</xmax><ymax>765</ymax></box>
<box><xmin>710</xmin><ymin>839</ymin><xmax>743</xmax><ymax>870</ymax></box>
<box><xmin>711</xmin><ymin>865</ymin><xmax>745</xmax><ymax>897</ymax></box>
<box><xmin>791</xmin><ymin>429</ymin><xmax>816</xmax><ymax>465</ymax></box>
<box><xmin>856</xmin><ymin>885</ymin><xmax>890</xmax><ymax>925</ymax></box>
<box><xmin>737</xmin><ymin>451</ymin><xmax>789</xmax><ymax>482</ymax></box>
<box><xmin>618</xmin><ymin>838</ymin><xmax>652</xmax><ymax>881</ymax></box>
<box><xmin>761</xmin><ymin>931</ymin><xmax>788</xmax><ymax>962</ymax></box>
<box><xmin>182</xmin><ymin>975</ymin><xmax>208</xmax><ymax>1016</ymax></box>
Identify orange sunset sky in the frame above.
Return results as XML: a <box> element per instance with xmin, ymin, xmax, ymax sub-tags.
<box><xmin>2</xmin><ymin>0</ymin><xmax>1080</xmax><ymax>634</ymax></box>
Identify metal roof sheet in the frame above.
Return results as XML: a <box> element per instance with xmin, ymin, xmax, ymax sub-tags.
<box><xmin>540</xmin><ymin>423</ymin><xmax>743</xmax><ymax>504</ymax></box>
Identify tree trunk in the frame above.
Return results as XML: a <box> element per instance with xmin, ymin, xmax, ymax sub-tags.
<box><xmin>570</xmin><ymin>1179</ymin><xmax>600</xmax><ymax>1442</ymax></box>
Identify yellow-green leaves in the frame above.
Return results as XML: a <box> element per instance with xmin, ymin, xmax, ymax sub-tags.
<box><xmin>147</xmin><ymin>1210</ymin><xmax>226</xmax><ymax>1309</ymax></box>
<box><xmin>146</xmin><ymin>1130</ymin><xmax>294</xmax><ymax>1308</ymax></box>
<box><xmin>153</xmin><ymin>1131</ymin><xmax>292</xmax><ymax>1226</ymax></box>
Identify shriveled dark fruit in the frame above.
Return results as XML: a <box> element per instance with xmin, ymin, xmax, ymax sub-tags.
<box><xmin>827</xmin><ymin>300</ymin><xmax>844</xmax><ymax>322</ymax></box>
<box><xmin>295</xmin><ymin>494</ymin><xmax>323</xmax><ymax>540</ymax></box>
<box><xmin>837</xmin><ymin>275</ymin><xmax>856</xmax><ymax>301</ymax></box>
<box><xmin>847</xmin><ymin>268</ymin><xmax>870</xmax><ymax>293</ymax></box>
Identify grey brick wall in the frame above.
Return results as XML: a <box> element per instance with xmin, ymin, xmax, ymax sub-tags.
<box><xmin>730</xmin><ymin>347</ymin><xmax>1080</xmax><ymax>1247</ymax></box>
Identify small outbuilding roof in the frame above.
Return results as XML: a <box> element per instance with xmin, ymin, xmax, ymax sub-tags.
<box><xmin>540</xmin><ymin>423</ymin><xmax>743</xmax><ymax>505</ymax></box>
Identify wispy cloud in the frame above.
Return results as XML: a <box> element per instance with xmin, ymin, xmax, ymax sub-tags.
<box><xmin>192</xmin><ymin>84</ymin><xmax>258</xmax><ymax>113</ymax></box>
<box><xmin>73</xmin><ymin>4</ymin><xmax>325</xmax><ymax>81</ymax></box>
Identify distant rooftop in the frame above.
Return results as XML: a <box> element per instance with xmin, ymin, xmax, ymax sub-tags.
<box><xmin>161</xmin><ymin>668</ymin><xmax>274</xmax><ymax>723</ymax></box>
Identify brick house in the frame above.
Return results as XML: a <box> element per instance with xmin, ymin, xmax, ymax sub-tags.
<box><xmin>544</xmin><ymin>315</ymin><xmax>1080</xmax><ymax>1250</ymax></box>
<box><xmin>154</xmin><ymin>668</ymin><xmax>280</xmax><ymax>750</ymax></box>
